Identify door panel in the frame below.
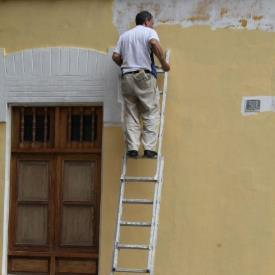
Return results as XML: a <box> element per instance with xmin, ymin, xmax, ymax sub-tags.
<box><xmin>56</xmin><ymin>258</ymin><xmax>97</xmax><ymax>274</ymax></box>
<box><xmin>63</xmin><ymin>160</ymin><xmax>95</xmax><ymax>202</ymax></box>
<box><xmin>59</xmin><ymin>156</ymin><xmax>100</xmax><ymax>249</ymax></box>
<box><xmin>61</xmin><ymin>206</ymin><xmax>95</xmax><ymax>246</ymax></box>
<box><xmin>18</xmin><ymin>161</ymin><xmax>49</xmax><ymax>201</ymax></box>
<box><xmin>9</xmin><ymin>257</ymin><xmax>49</xmax><ymax>273</ymax></box>
<box><xmin>11</xmin><ymin>157</ymin><xmax>52</xmax><ymax>249</ymax></box>
<box><xmin>16</xmin><ymin>205</ymin><xmax>48</xmax><ymax>245</ymax></box>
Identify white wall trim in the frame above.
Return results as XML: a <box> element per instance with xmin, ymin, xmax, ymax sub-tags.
<box><xmin>0</xmin><ymin>47</ymin><xmax>122</xmax><ymax>126</ymax></box>
<box><xmin>0</xmin><ymin>49</ymin><xmax>6</xmax><ymax>121</ymax></box>
<box><xmin>2</xmin><ymin>107</ymin><xmax>11</xmax><ymax>275</ymax></box>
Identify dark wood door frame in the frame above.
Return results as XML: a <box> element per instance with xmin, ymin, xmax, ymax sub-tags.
<box><xmin>8</xmin><ymin>106</ymin><xmax>102</xmax><ymax>275</ymax></box>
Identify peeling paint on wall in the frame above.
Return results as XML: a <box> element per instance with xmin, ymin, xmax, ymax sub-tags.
<box><xmin>113</xmin><ymin>0</ymin><xmax>275</xmax><ymax>33</ymax></box>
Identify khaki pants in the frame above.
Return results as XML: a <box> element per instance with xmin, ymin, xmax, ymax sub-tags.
<box><xmin>121</xmin><ymin>70</ymin><xmax>160</xmax><ymax>151</ymax></box>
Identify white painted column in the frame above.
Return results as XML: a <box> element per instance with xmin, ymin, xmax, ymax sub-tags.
<box><xmin>0</xmin><ymin>49</ymin><xmax>6</xmax><ymax>121</ymax></box>
<box><xmin>1</xmin><ymin>107</ymin><xmax>11</xmax><ymax>275</ymax></box>
<box><xmin>104</xmin><ymin>49</ymin><xmax>123</xmax><ymax>126</ymax></box>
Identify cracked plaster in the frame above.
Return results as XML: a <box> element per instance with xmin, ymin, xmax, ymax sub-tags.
<box><xmin>113</xmin><ymin>0</ymin><xmax>275</xmax><ymax>33</ymax></box>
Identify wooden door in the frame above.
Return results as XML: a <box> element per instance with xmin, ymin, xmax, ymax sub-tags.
<box><xmin>8</xmin><ymin>107</ymin><xmax>102</xmax><ymax>275</ymax></box>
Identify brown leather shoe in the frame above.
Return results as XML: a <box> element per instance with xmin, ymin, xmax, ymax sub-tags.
<box><xmin>127</xmin><ymin>150</ymin><xmax>138</xmax><ymax>158</ymax></box>
<box><xmin>143</xmin><ymin>150</ymin><xmax>158</xmax><ymax>158</ymax></box>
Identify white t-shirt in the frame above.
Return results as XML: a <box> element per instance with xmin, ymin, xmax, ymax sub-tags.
<box><xmin>114</xmin><ymin>25</ymin><xmax>160</xmax><ymax>73</ymax></box>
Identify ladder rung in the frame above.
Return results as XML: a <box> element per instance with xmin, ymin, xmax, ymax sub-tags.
<box><xmin>122</xmin><ymin>176</ymin><xmax>157</xmax><ymax>182</ymax></box>
<box><xmin>113</xmin><ymin>267</ymin><xmax>150</xmax><ymax>273</ymax></box>
<box><xmin>117</xmin><ymin>244</ymin><xmax>150</xmax><ymax>250</ymax></box>
<box><xmin>120</xmin><ymin>221</ymin><xmax>152</xmax><ymax>227</ymax></box>
<box><xmin>126</xmin><ymin>156</ymin><xmax>157</xmax><ymax>160</ymax></box>
<box><xmin>122</xmin><ymin>199</ymin><xmax>154</xmax><ymax>205</ymax></box>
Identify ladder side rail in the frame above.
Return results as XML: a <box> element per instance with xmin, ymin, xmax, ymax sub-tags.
<box><xmin>121</xmin><ymin>152</ymin><xmax>127</xmax><ymax>179</ymax></box>
<box><xmin>147</xmin><ymin>158</ymin><xmax>164</xmax><ymax>271</ymax></box>
<box><xmin>157</xmin><ymin>50</ymin><xmax>170</xmax><ymax>157</ymax></box>
<box><xmin>147</xmin><ymin>160</ymin><xmax>162</xmax><ymax>264</ymax></box>
<box><xmin>154</xmin><ymin>50</ymin><xmax>170</xmax><ymax>178</ymax></box>
<box><xmin>149</xmin><ymin>49</ymin><xmax>170</xmax><ymax>268</ymax></box>
<box><xmin>148</xmin><ymin>158</ymin><xmax>165</xmax><ymax>274</ymax></box>
<box><xmin>111</xmin><ymin>176</ymin><xmax>127</xmax><ymax>272</ymax></box>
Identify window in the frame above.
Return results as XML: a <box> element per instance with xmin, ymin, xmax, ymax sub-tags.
<box><xmin>12</xmin><ymin>106</ymin><xmax>102</xmax><ymax>151</ymax></box>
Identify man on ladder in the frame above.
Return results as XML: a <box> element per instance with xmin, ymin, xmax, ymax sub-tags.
<box><xmin>112</xmin><ymin>10</ymin><xmax>170</xmax><ymax>158</ymax></box>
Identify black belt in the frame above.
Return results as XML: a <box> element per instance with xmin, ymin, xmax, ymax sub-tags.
<box><xmin>122</xmin><ymin>69</ymin><xmax>151</xmax><ymax>76</ymax></box>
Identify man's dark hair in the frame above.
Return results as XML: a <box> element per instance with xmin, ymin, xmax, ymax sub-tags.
<box><xmin>135</xmin><ymin>11</ymin><xmax>153</xmax><ymax>25</ymax></box>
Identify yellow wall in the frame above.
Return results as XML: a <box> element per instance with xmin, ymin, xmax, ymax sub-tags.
<box><xmin>0</xmin><ymin>0</ymin><xmax>117</xmax><ymax>53</ymax></box>
<box><xmin>101</xmin><ymin>27</ymin><xmax>275</xmax><ymax>275</ymax></box>
<box><xmin>0</xmin><ymin>1</ymin><xmax>275</xmax><ymax>275</ymax></box>
<box><xmin>154</xmin><ymin>26</ymin><xmax>275</xmax><ymax>275</ymax></box>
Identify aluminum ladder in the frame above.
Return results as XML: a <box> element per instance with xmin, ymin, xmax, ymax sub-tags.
<box><xmin>111</xmin><ymin>50</ymin><xmax>170</xmax><ymax>275</ymax></box>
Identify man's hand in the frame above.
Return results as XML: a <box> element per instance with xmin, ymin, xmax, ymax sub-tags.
<box><xmin>150</xmin><ymin>39</ymin><xmax>170</xmax><ymax>72</ymax></box>
<box><xmin>161</xmin><ymin>61</ymin><xmax>170</xmax><ymax>72</ymax></box>
<box><xmin>112</xmin><ymin>52</ymin><xmax>123</xmax><ymax>66</ymax></box>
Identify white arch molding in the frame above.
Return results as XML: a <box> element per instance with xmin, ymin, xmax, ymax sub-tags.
<box><xmin>0</xmin><ymin>47</ymin><xmax>122</xmax><ymax>125</ymax></box>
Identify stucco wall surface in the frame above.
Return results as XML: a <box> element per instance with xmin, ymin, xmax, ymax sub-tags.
<box><xmin>114</xmin><ymin>0</ymin><xmax>275</xmax><ymax>33</ymax></box>
<box><xmin>0</xmin><ymin>1</ymin><xmax>275</xmax><ymax>275</ymax></box>
<box><xmin>0</xmin><ymin>0</ymin><xmax>117</xmax><ymax>53</ymax></box>
<box><xmin>100</xmin><ymin>26</ymin><xmax>275</xmax><ymax>275</ymax></box>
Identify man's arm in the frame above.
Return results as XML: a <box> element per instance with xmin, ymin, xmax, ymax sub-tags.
<box><xmin>112</xmin><ymin>52</ymin><xmax>123</xmax><ymax>67</ymax></box>
<box><xmin>149</xmin><ymin>39</ymin><xmax>170</xmax><ymax>72</ymax></box>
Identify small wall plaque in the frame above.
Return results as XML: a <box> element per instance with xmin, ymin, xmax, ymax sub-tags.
<box><xmin>245</xmin><ymin>99</ymin><xmax>261</xmax><ymax>112</ymax></box>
